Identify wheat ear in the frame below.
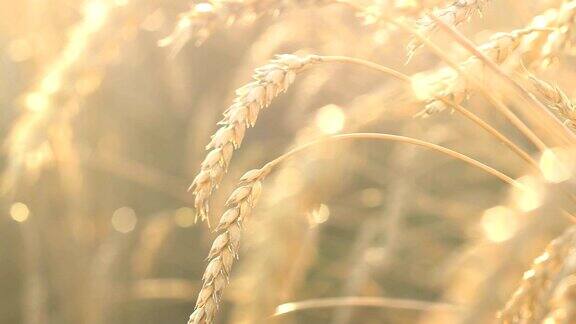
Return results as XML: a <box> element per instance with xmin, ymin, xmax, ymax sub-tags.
<box><xmin>190</xmin><ymin>54</ymin><xmax>322</xmax><ymax>226</ymax></box>
<box><xmin>499</xmin><ymin>225</ymin><xmax>576</xmax><ymax>323</ymax></box>
<box><xmin>417</xmin><ymin>0</ymin><xmax>576</xmax><ymax>117</ymax></box>
<box><xmin>431</xmin><ymin>13</ymin><xmax>576</xmax><ymax>146</ymax></box>
<box><xmin>189</xmin><ymin>132</ymin><xmax>520</xmax><ymax>324</ymax></box>
<box><xmin>407</xmin><ymin>0</ymin><xmax>489</xmax><ymax>59</ymax></box>
<box><xmin>159</xmin><ymin>0</ymin><xmax>335</xmax><ymax>56</ymax></box>
<box><xmin>542</xmin><ymin>274</ymin><xmax>576</xmax><ymax>324</ymax></box>
<box><xmin>529</xmin><ymin>76</ymin><xmax>576</xmax><ymax>131</ymax></box>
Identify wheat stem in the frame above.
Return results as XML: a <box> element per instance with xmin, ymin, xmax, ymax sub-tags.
<box><xmin>318</xmin><ymin>55</ymin><xmax>412</xmax><ymax>83</ymax></box>
<box><xmin>273</xmin><ymin>296</ymin><xmax>462</xmax><ymax>316</ymax></box>
<box><xmin>445</xmin><ymin>100</ymin><xmax>540</xmax><ymax>171</ymax></box>
<box><xmin>265</xmin><ymin>133</ymin><xmax>520</xmax><ymax>187</ymax></box>
<box><xmin>319</xmin><ymin>55</ymin><xmax>538</xmax><ymax>171</ymax></box>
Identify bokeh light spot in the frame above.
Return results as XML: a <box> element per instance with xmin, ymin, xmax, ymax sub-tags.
<box><xmin>111</xmin><ymin>207</ymin><xmax>137</xmax><ymax>233</ymax></box>
<box><xmin>481</xmin><ymin>206</ymin><xmax>517</xmax><ymax>242</ymax></box>
<box><xmin>310</xmin><ymin>204</ymin><xmax>330</xmax><ymax>224</ymax></box>
<box><xmin>174</xmin><ymin>207</ymin><xmax>195</xmax><ymax>228</ymax></box>
<box><xmin>315</xmin><ymin>104</ymin><xmax>345</xmax><ymax>134</ymax></box>
<box><xmin>10</xmin><ymin>202</ymin><xmax>30</xmax><ymax>223</ymax></box>
<box><xmin>540</xmin><ymin>148</ymin><xmax>572</xmax><ymax>183</ymax></box>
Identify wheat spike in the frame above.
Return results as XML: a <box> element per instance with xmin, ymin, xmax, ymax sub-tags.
<box><xmin>407</xmin><ymin>0</ymin><xmax>489</xmax><ymax>59</ymax></box>
<box><xmin>542</xmin><ymin>273</ymin><xmax>576</xmax><ymax>324</ymax></box>
<box><xmin>188</xmin><ymin>165</ymin><xmax>270</xmax><ymax>324</ymax></box>
<box><xmin>159</xmin><ymin>0</ymin><xmax>332</xmax><ymax>56</ymax></box>
<box><xmin>529</xmin><ymin>75</ymin><xmax>576</xmax><ymax>131</ymax></box>
<box><xmin>498</xmin><ymin>225</ymin><xmax>576</xmax><ymax>323</ymax></box>
<box><xmin>416</xmin><ymin>0</ymin><xmax>576</xmax><ymax>117</ymax></box>
<box><xmin>190</xmin><ymin>54</ymin><xmax>321</xmax><ymax>225</ymax></box>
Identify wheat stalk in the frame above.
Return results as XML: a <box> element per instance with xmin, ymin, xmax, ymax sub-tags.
<box><xmin>498</xmin><ymin>225</ymin><xmax>576</xmax><ymax>323</ymax></box>
<box><xmin>189</xmin><ymin>132</ymin><xmax>520</xmax><ymax>323</ymax></box>
<box><xmin>407</xmin><ymin>0</ymin><xmax>490</xmax><ymax>59</ymax></box>
<box><xmin>190</xmin><ymin>54</ymin><xmax>411</xmax><ymax>226</ymax></box>
<box><xmin>529</xmin><ymin>75</ymin><xmax>576</xmax><ymax>131</ymax></box>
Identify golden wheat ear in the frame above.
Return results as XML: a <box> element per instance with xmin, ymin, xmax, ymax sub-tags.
<box><xmin>499</xmin><ymin>225</ymin><xmax>576</xmax><ymax>323</ymax></box>
<box><xmin>407</xmin><ymin>0</ymin><xmax>489</xmax><ymax>61</ymax></box>
<box><xmin>528</xmin><ymin>75</ymin><xmax>576</xmax><ymax>131</ymax></box>
<box><xmin>190</xmin><ymin>54</ymin><xmax>322</xmax><ymax>225</ymax></box>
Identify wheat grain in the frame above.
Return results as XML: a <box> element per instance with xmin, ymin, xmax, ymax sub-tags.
<box><xmin>529</xmin><ymin>75</ymin><xmax>576</xmax><ymax>131</ymax></box>
<box><xmin>407</xmin><ymin>0</ymin><xmax>489</xmax><ymax>59</ymax></box>
<box><xmin>498</xmin><ymin>225</ymin><xmax>576</xmax><ymax>323</ymax></box>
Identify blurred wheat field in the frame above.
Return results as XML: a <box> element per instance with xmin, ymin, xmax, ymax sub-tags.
<box><xmin>3</xmin><ymin>0</ymin><xmax>576</xmax><ymax>323</ymax></box>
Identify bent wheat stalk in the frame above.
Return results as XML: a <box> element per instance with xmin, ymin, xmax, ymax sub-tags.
<box><xmin>190</xmin><ymin>54</ymin><xmax>410</xmax><ymax>226</ymax></box>
<box><xmin>189</xmin><ymin>132</ymin><xmax>520</xmax><ymax>324</ymax></box>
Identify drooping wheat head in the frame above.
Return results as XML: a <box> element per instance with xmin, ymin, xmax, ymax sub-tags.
<box><xmin>542</xmin><ymin>274</ymin><xmax>576</xmax><ymax>324</ymax></box>
<box><xmin>407</xmin><ymin>0</ymin><xmax>490</xmax><ymax>59</ymax></box>
<box><xmin>414</xmin><ymin>0</ymin><xmax>576</xmax><ymax>117</ymax></box>
<box><xmin>499</xmin><ymin>225</ymin><xmax>576</xmax><ymax>323</ymax></box>
<box><xmin>188</xmin><ymin>165</ymin><xmax>269</xmax><ymax>323</ymax></box>
<box><xmin>160</xmin><ymin>0</ymin><xmax>333</xmax><ymax>56</ymax></box>
<box><xmin>189</xmin><ymin>54</ymin><xmax>321</xmax><ymax>225</ymax></box>
<box><xmin>529</xmin><ymin>75</ymin><xmax>576</xmax><ymax>131</ymax></box>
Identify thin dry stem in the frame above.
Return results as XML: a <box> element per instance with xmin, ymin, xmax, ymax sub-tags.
<box><xmin>273</xmin><ymin>296</ymin><xmax>462</xmax><ymax>316</ymax></box>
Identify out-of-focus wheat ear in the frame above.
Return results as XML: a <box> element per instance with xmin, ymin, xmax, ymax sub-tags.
<box><xmin>529</xmin><ymin>76</ymin><xmax>576</xmax><ymax>131</ymax></box>
<box><xmin>498</xmin><ymin>225</ymin><xmax>576</xmax><ymax>323</ymax></box>
<box><xmin>542</xmin><ymin>274</ymin><xmax>576</xmax><ymax>324</ymax></box>
<box><xmin>190</xmin><ymin>54</ymin><xmax>321</xmax><ymax>226</ymax></box>
<box><xmin>188</xmin><ymin>166</ymin><xmax>270</xmax><ymax>324</ymax></box>
<box><xmin>407</xmin><ymin>0</ymin><xmax>489</xmax><ymax>60</ymax></box>
<box><xmin>411</xmin><ymin>0</ymin><xmax>576</xmax><ymax>117</ymax></box>
<box><xmin>158</xmin><ymin>3</ymin><xmax>218</xmax><ymax>56</ymax></box>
